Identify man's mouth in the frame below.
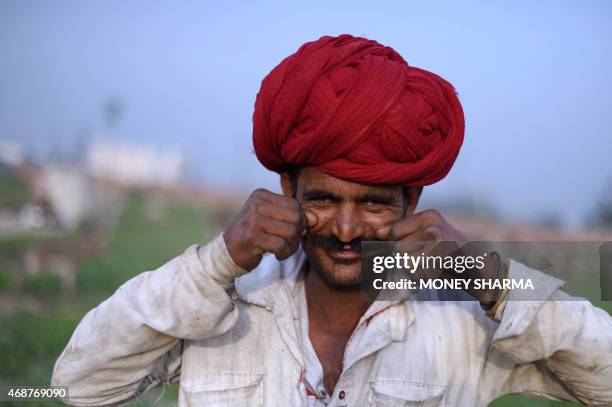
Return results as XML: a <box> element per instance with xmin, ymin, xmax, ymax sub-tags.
<box><xmin>328</xmin><ymin>249</ymin><xmax>361</xmax><ymax>261</ymax></box>
<box><xmin>304</xmin><ymin>233</ymin><xmax>364</xmax><ymax>264</ymax></box>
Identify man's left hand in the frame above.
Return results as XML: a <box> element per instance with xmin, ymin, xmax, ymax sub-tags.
<box><xmin>377</xmin><ymin>209</ymin><xmax>467</xmax><ymax>247</ymax></box>
<box><xmin>376</xmin><ymin>209</ymin><xmax>500</xmax><ymax>304</ymax></box>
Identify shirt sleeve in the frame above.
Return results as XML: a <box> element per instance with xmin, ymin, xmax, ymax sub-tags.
<box><xmin>50</xmin><ymin>233</ymin><xmax>247</xmax><ymax>406</ymax></box>
<box><xmin>480</xmin><ymin>260</ymin><xmax>612</xmax><ymax>406</ymax></box>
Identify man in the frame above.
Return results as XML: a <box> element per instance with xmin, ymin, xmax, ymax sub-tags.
<box><xmin>52</xmin><ymin>35</ymin><xmax>611</xmax><ymax>406</ymax></box>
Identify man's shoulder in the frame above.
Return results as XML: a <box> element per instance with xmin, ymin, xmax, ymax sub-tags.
<box><xmin>407</xmin><ymin>299</ymin><xmax>499</xmax><ymax>338</ymax></box>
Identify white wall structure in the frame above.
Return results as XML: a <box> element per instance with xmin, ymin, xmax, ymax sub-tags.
<box><xmin>42</xmin><ymin>165</ymin><xmax>94</xmax><ymax>229</ymax></box>
<box><xmin>0</xmin><ymin>139</ymin><xmax>24</xmax><ymax>166</ymax></box>
<box><xmin>87</xmin><ymin>140</ymin><xmax>183</xmax><ymax>187</ymax></box>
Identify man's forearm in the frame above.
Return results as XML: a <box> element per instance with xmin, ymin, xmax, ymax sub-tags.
<box><xmin>51</xmin><ymin>234</ymin><xmax>245</xmax><ymax>405</ymax></box>
<box><xmin>489</xmin><ymin>262</ymin><xmax>612</xmax><ymax>405</ymax></box>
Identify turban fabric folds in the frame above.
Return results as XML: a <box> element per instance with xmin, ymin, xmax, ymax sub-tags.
<box><xmin>252</xmin><ymin>34</ymin><xmax>465</xmax><ymax>186</ymax></box>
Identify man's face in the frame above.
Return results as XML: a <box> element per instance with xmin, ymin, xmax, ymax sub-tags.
<box><xmin>284</xmin><ymin>167</ymin><xmax>415</xmax><ymax>287</ymax></box>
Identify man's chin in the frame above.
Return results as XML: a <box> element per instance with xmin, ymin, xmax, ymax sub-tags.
<box><xmin>316</xmin><ymin>261</ymin><xmax>363</xmax><ymax>289</ymax></box>
<box><xmin>302</xmin><ymin>245</ymin><xmax>363</xmax><ymax>288</ymax></box>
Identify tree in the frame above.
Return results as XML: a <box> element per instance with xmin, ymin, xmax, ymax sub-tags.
<box><xmin>588</xmin><ymin>177</ymin><xmax>612</xmax><ymax>228</ymax></box>
<box><xmin>103</xmin><ymin>98</ymin><xmax>124</xmax><ymax>131</ymax></box>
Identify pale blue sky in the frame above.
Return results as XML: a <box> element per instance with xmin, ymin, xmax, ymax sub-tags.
<box><xmin>1</xmin><ymin>0</ymin><xmax>611</xmax><ymax>228</ymax></box>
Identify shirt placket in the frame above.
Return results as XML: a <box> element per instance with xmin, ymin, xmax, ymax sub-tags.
<box><xmin>328</xmin><ymin>303</ymin><xmax>395</xmax><ymax>406</ymax></box>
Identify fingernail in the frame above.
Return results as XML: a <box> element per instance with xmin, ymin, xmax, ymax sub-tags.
<box><xmin>305</xmin><ymin>212</ymin><xmax>318</xmax><ymax>228</ymax></box>
<box><xmin>376</xmin><ymin>226</ymin><xmax>391</xmax><ymax>241</ymax></box>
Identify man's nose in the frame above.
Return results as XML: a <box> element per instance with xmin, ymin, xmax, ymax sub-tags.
<box><xmin>329</xmin><ymin>204</ymin><xmax>366</xmax><ymax>244</ymax></box>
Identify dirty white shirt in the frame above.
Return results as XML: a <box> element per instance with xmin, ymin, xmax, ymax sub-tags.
<box><xmin>294</xmin><ymin>270</ymin><xmax>406</xmax><ymax>407</ymax></box>
<box><xmin>51</xmin><ymin>233</ymin><xmax>612</xmax><ymax>406</ymax></box>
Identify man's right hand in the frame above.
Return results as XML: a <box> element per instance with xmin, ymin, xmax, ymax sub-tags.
<box><xmin>223</xmin><ymin>189</ymin><xmax>309</xmax><ymax>271</ymax></box>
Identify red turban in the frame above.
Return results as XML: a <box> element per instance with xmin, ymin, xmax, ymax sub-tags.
<box><xmin>252</xmin><ymin>34</ymin><xmax>464</xmax><ymax>186</ymax></box>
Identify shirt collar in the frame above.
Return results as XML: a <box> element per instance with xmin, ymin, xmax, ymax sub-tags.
<box><xmin>235</xmin><ymin>246</ymin><xmax>306</xmax><ymax>313</ymax></box>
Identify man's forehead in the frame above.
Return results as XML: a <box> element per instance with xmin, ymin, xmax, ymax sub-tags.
<box><xmin>297</xmin><ymin>167</ymin><xmax>401</xmax><ymax>196</ymax></box>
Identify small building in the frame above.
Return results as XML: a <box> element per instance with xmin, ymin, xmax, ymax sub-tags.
<box><xmin>87</xmin><ymin>140</ymin><xmax>184</xmax><ymax>187</ymax></box>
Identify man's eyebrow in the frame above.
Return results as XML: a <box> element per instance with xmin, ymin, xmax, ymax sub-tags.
<box><xmin>358</xmin><ymin>193</ymin><xmax>398</xmax><ymax>205</ymax></box>
<box><xmin>302</xmin><ymin>189</ymin><xmax>342</xmax><ymax>201</ymax></box>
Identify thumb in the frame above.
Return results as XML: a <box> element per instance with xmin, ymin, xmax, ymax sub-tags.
<box><xmin>302</xmin><ymin>210</ymin><xmax>318</xmax><ymax>236</ymax></box>
<box><xmin>375</xmin><ymin>225</ymin><xmax>392</xmax><ymax>241</ymax></box>
<box><xmin>305</xmin><ymin>210</ymin><xmax>318</xmax><ymax>229</ymax></box>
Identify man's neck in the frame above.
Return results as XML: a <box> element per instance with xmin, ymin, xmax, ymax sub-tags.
<box><xmin>304</xmin><ymin>265</ymin><xmax>372</xmax><ymax>334</ymax></box>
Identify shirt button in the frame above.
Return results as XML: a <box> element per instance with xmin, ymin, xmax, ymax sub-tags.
<box><xmin>339</xmin><ymin>390</ymin><xmax>346</xmax><ymax>399</ymax></box>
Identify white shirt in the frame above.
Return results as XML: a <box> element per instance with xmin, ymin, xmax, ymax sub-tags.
<box><xmin>294</xmin><ymin>266</ymin><xmax>402</xmax><ymax>406</ymax></box>
<box><xmin>51</xmin><ymin>233</ymin><xmax>612</xmax><ymax>406</ymax></box>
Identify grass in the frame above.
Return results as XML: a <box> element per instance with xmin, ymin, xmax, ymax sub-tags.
<box><xmin>0</xmin><ymin>171</ymin><xmax>32</xmax><ymax>208</ymax></box>
<box><xmin>0</xmin><ymin>269</ymin><xmax>13</xmax><ymax>291</ymax></box>
<box><xmin>0</xmin><ymin>193</ymin><xmax>211</xmax><ymax>406</ymax></box>
<box><xmin>493</xmin><ymin>398</ymin><xmax>580</xmax><ymax>407</ymax></box>
<box><xmin>76</xmin><ymin>193</ymin><xmax>212</xmax><ymax>295</ymax></box>
<box><xmin>22</xmin><ymin>274</ymin><xmax>63</xmax><ymax>299</ymax></box>
<box><xmin>0</xmin><ymin>311</ymin><xmax>81</xmax><ymax>386</ymax></box>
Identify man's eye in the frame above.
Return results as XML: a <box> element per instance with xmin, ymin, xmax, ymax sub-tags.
<box><xmin>364</xmin><ymin>200</ymin><xmax>386</xmax><ymax>208</ymax></box>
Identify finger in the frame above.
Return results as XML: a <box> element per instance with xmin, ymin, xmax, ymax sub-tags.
<box><xmin>257</xmin><ymin>233</ymin><xmax>294</xmax><ymax>261</ymax></box>
<box><xmin>304</xmin><ymin>210</ymin><xmax>318</xmax><ymax>229</ymax></box>
<box><xmin>389</xmin><ymin>213</ymin><xmax>429</xmax><ymax>240</ymax></box>
<box><xmin>254</xmin><ymin>189</ymin><xmax>301</xmax><ymax>210</ymax></box>
<box><xmin>394</xmin><ymin>239</ymin><xmax>430</xmax><ymax>255</ymax></box>
<box><xmin>252</xmin><ymin>189</ymin><xmax>308</xmax><ymax>232</ymax></box>
<box><xmin>257</xmin><ymin>204</ymin><xmax>304</xmax><ymax>227</ymax></box>
<box><xmin>259</xmin><ymin>217</ymin><xmax>300</xmax><ymax>241</ymax></box>
<box><xmin>420</xmin><ymin>224</ymin><xmax>442</xmax><ymax>242</ymax></box>
<box><xmin>392</xmin><ymin>225</ymin><xmax>439</xmax><ymax>257</ymax></box>
<box><xmin>375</xmin><ymin>224</ymin><xmax>392</xmax><ymax>241</ymax></box>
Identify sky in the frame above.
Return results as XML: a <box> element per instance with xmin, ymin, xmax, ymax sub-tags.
<box><xmin>0</xmin><ymin>0</ymin><xmax>611</xmax><ymax>228</ymax></box>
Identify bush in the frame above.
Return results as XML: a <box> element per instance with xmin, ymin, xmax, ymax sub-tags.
<box><xmin>22</xmin><ymin>274</ymin><xmax>63</xmax><ymax>299</ymax></box>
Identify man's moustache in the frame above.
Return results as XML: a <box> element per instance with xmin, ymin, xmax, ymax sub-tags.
<box><xmin>303</xmin><ymin>233</ymin><xmax>384</xmax><ymax>253</ymax></box>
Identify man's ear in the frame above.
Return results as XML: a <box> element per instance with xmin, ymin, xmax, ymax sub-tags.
<box><xmin>403</xmin><ymin>187</ymin><xmax>423</xmax><ymax>216</ymax></box>
<box><xmin>280</xmin><ymin>172</ymin><xmax>294</xmax><ymax>198</ymax></box>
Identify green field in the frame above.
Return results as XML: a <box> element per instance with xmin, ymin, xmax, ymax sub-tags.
<box><xmin>0</xmin><ymin>194</ymin><xmax>212</xmax><ymax>406</ymax></box>
<box><xmin>0</xmin><ymin>191</ymin><xmax>607</xmax><ymax>406</ymax></box>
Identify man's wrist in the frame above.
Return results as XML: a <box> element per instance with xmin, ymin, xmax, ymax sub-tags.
<box><xmin>197</xmin><ymin>233</ymin><xmax>249</xmax><ymax>289</ymax></box>
<box><xmin>478</xmin><ymin>251</ymin><xmax>504</xmax><ymax>306</ymax></box>
<box><xmin>453</xmin><ymin>249</ymin><xmax>507</xmax><ymax>305</ymax></box>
